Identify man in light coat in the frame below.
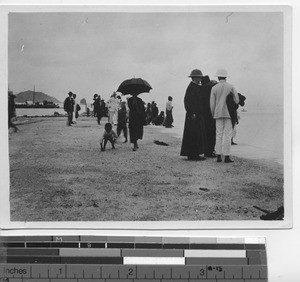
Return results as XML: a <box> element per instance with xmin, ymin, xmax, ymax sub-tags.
<box><xmin>210</xmin><ymin>68</ymin><xmax>239</xmax><ymax>163</ymax></box>
<box><xmin>107</xmin><ymin>92</ymin><xmax>118</xmax><ymax>125</ymax></box>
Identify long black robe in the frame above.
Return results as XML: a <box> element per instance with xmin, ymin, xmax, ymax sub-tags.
<box><xmin>180</xmin><ymin>82</ymin><xmax>206</xmax><ymax>157</ymax></box>
<box><xmin>201</xmin><ymin>84</ymin><xmax>216</xmax><ymax>156</ymax></box>
<box><xmin>128</xmin><ymin>96</ymin><xmax>146</xmax><ymax>143</ymax></box>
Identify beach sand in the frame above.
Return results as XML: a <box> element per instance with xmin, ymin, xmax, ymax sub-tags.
<box><xmin>8</xmin><ymin>116</ymin><xmax>283</xmax><ymax>221</ymax></box>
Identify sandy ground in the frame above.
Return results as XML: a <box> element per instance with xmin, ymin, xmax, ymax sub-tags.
<box><xmin>8</xmin><ymin>116</ymin><xmax>284</xmax><ymax>221</ymax></box>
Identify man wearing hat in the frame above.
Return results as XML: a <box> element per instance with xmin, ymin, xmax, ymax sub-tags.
<box><xmin>107</xmin><ymin>92</ymin><xmax>119</xmax><ymax>125</ymax></box>
<box><xmin>180</xmin><ymin>69</ymin><xmax>206</xmax><ymax>161</ymax></box>
<box><xmin>210</xmin><ymin>68</ymin><xmax>239</xmax><ymax>163</ymax></box>
<box><xmin>64</xmin><ymin>91</ymin><xmax>75</xmax><ymax>126</ymax></box>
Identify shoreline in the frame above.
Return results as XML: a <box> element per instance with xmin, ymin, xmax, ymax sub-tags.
<box><xmin>147</xmin><ymin>122</ymin><xmax>284</xmax><ymax>166</ymax></box>
<box><xmin>13</xmin><ymin>115</ymin><xmax>283</xmax><ymax>165</ymax></box>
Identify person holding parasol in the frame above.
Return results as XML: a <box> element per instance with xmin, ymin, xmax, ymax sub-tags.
<box><xmin>117</xmin><ymin>78</ymin><xmax>152</xmax><ymax>151</ymax></box>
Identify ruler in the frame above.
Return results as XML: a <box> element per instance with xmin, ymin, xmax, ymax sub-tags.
<box><xmin>0</xmin><ymin>236</ymin><xmax>267</xmax><ymax>282</ymax></box>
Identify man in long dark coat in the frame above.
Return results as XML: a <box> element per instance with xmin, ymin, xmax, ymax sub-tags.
<box><xmin>63</xmin><ymin>91</ymin><xmax>75</xmax><ymax>126</ymax></box>
<box><xmin>180</xmin><ymin>69</ymin><xmax>206</xmax><ymax>160</ymax></box>
<box><xmin>201</xmin><ymin>75</ymin><xmax>217</xmax><ymax>157</ymax></box>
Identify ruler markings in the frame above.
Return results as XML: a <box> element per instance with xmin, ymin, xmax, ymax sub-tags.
<box><xmin>1</xmin><ymin>236</ymin><xmax>267</xmax><ymax>281</ymax></box>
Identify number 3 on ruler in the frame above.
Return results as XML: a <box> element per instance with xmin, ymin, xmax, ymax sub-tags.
<box><xmin>199</xmin><ymin>269</ymin><xmax>205</xmax><ymax>276</ymax></box>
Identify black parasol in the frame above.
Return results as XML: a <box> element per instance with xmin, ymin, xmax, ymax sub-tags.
<box><xmin>117</xmin><ymin>78</ymin><xmax>152</xmax><ymax>95</ymax></box>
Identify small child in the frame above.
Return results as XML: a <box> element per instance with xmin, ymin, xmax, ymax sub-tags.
<box><xmin>100</xmin><ymin>123</ymin><xmax>117</xmax><ymax>151</ymax></box>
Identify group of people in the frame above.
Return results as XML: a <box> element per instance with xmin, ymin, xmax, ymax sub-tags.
<box><xmin>93</xmin><ymin>93</ymin><xmax>174</xmax><ymax>152</ymax></box>
<box><xmin>145</xmin><ymin>97</ymin><xmax>174</xmax><ymax>128</ymax></box>
<box><xmin>63</xmin><ymin>91</ymin><xmax>81</xmax><ymax>126</ymax></box>
<box><xmin>64</xmin><ymin>67</ymin><xmax>245</xmax><ymax>158</ymax></box>
<box><xmin>180</xmin><ymin>68</ymin><xmax>245</xmax><ymax>163</ymax></box>
<box><xmin>98</xmin><ymin>91</ymin><xmax>145</xmax><ymax>151</ymax></box>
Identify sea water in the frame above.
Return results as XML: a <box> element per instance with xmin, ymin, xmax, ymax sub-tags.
<box><xmin>16</xmin><ymin>108</ymin><xmax>66</xmax><ymax>117</ymax></box>
<box><xmin>157</xmin><ymin>105</ymin><xmax>284</xmax><ymax>165</ymax></box>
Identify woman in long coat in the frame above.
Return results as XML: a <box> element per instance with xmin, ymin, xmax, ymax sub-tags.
<box><xmin>127</xmin><ymin>93</ymin><xmax>146</xmax><ymax>151</ymax></box>
<box><xmin>180</xmin><ymin>70</ymin><xmax>206</xmax><ymax>160</ymax></box>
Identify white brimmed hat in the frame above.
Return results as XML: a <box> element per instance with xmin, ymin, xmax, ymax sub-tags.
<box><xmin>214</xmin><ymin>68</ymin><xmax>229</xmax><ymax>77</ymax></box>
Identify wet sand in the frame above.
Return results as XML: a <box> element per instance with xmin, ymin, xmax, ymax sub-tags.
<box><xmin>9</xmin><ymin>116</ymin><xmax>284</xmax><ymax>221</ymax></box>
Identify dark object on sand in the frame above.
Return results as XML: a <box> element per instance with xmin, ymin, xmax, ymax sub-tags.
<box><xmin>117</xmin><ymin>78</ymin><xmax>152</xmax><ymax>95</ymax></box>
<box><xmin>253</xmin><ymin>205</ymin><xmax>284</xmax><ymax>220</ymax></box>
<box><xmin>154</xmin><ymin>140</ymin><xmax>169</xmax><ymax>146</ymax></box>
<box><xmin>199</xmin><ymin>187</ymin><xmax>210</xmax><ymax>192</ymax></box>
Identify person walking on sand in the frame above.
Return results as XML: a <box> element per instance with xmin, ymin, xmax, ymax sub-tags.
<box><xmin>72</xmin><ymin>93</ymin><xmax>79</xmax><ymax>124</ymax></box>
<box><xmin>93</xmin><ymin>94</ymin><xmax>99</xmax><ymax>117</ymax></box>
<box><xmin>164</xmin><ymin>96</ymin><xmax>174</xmax><ymax>128</ymax></box>
<box><xmin>180</xmin><ymin>69</ymin><xmax>206</xmax><ymax>161</ymax></box>
<box><xmin>93</xmin><ymin>94</ymin><xmax>105</xmax><ymax>125</ymax></box>
<box><xmin>127</xmin><ymin>92</ymin><xmax>146</xmax><ymax>151</ymax></box>
<box><xmin>117</xmin><ymin>101</ymin><xmax>128</xmax><ymax>143</ymax></box>
<box><xmin>151</xmin><ymin>102</ymin><xmax>159</xmax><ymax>125</ymax></box>
<box><xmin>64</xmin><ymin>91</ymin><xmax>75</xmax><ymax>126</ymax></box>
<box><xmin>145</xmin><ymin>103</ymin><xmax>152</xmax><ymax>125</ymax></box>
<box><xmin>210</xmin><ymin>68</ymin><xmax>239</xmax><ymax>163</ymax></box>
<box><xmin>107</xmin><ymin>92</ymin><xmax>118</xmax><ymax>125</ymax></box>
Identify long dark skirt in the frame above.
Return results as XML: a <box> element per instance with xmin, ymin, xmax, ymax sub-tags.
<box><xmin>129</xmin><ymin>122</ymin><xmax>143</xmax><ymax>143</ymax></box>
<box><xmin>164</xmin><ymin>110</ymin><xmax>174</xmax><ymax>127</ymax></box>
<box><xmin>180</xmin><ymin>115</ymin><xmax>206</xmax><ymax>157</ymax></box>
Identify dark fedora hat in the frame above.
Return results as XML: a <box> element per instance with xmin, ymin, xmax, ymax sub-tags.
<box><xmin>188</xmin><ymin>69</ymin><xmax>203</xmax><ymax>77</ymax></box>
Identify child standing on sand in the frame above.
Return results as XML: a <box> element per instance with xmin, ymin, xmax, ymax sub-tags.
<box><xmin>117</xmin><ymin>101</ymin><xmax>128</xmax><ymax>143</ymax></box>
<box><xmin>100</xmin><ymin>123</ymin><xmax>118</xmax><ymax>151</ymax></box>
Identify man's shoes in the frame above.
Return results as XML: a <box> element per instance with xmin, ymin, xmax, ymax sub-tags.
<box><xmin>224</xmin><ymin>156</ymin><xmax>234</xmax><ymax>163</ymax></box>
<box><xmin>216</xmin><ymin>155</ymin><xmax>222</xmax><ymax>162</ymax></box>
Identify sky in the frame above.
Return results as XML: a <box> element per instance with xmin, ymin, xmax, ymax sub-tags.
<box><xmin>8</xmin><ymin>11</ymin><xmax>284</xmax><ymax>111</ymax></box>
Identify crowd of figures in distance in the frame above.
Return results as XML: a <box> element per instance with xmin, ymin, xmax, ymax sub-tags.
<box><xmin>63</xmin><ymin>91</ymin><xmax>174</xmax><ymax>152</ymax></box>
<box><xmin>91</xmin><ymin>92</ymin><xmax>174</xmax><ymax>128</ymax></box>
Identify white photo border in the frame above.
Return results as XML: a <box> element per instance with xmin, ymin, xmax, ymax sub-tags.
<box><xmin>0</xmin><ymin>3</ymin><xmax>293</xmax><ymax>230</ymax></box>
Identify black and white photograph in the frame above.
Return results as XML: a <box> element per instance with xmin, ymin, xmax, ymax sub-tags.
<box><xmin>2</xmin><ymin>5</ymin><xmax>292</xmax><ymax>227</ymax></box>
